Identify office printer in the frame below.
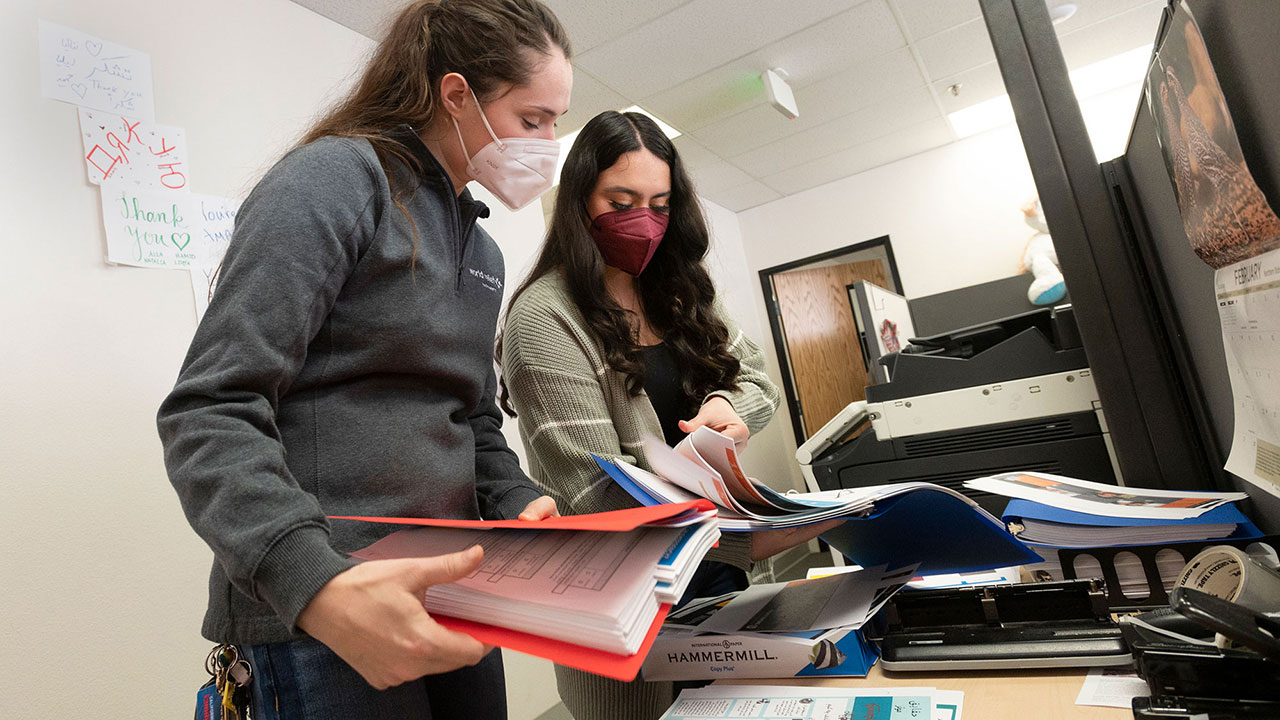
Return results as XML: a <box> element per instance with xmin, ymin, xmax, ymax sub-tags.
<box><xmin>797</xmin><ymin>305</ymin><xmax>1119</xmax><ymax>514</ymax></box>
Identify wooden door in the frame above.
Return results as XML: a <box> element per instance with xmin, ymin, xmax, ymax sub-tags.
<box><xmin>772</xmin><ymin>260</ymin><xmax>887</xmax><ymax>438</ymax></box>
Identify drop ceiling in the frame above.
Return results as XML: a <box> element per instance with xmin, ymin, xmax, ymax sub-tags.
<box><xmin>290</xmin><ymin>0</ymin><xmax>1165</xmax><ymax>211</ymax></box>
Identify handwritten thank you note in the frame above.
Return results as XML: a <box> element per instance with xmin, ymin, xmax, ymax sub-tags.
<box><xmin>101</xmin><ymin>182</ymin><xmax>238</xmax><ymax>270</ymax></box>
<box><xmin>39</xmin><ymin>20</ymin><xmax>156</xmax><ymax>120</ymax></box>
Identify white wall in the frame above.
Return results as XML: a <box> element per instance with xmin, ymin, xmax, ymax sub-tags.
<box><xmin>0</xmin><ymin>1</ymin><xmax>558</xmax><ymax>717</ymax></box>
<box><xmin>700</xmin><ymin>199</ymin><xmax>797</xmax><ymax>490</ymax></box>
<box><xmin>729</xmin><ymin>83</ymin><xmax>1148</xmax><ymax>490</ymax></box>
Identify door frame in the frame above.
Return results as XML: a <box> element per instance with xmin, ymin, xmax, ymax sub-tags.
<box><xmin>758</xmin><ymin>236</ymin><xmax>904</xmax><ymax>445</ymax></box>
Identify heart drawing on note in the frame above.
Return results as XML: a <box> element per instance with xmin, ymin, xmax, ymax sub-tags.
<box><xmin>71</xmin><ymin>83</ymin><xmax>88</xmax><ymax>99</ymax></box>
<box><xmin>85</xmin><ymin>40</ymin><xmax>103</xmax><ymax>56</ymax></box>
<box><xmin>172</xmin><ymin>232</ymin><xmax>192</xmax><ymax>251</ymax></box>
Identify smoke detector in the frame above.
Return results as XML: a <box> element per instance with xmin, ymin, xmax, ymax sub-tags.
<box><xmin>762</xmin><ymin>68</ymin><xmax>798</xmax><ymax>120</ymax></box>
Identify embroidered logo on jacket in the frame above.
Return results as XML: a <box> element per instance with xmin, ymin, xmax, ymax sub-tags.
<box><xmin>468</xmin><ymin>267</ymin><xmax>503</xmax><ymax>293</ymax></box>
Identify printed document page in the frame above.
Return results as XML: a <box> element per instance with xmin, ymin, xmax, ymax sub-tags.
<box><xmin>1217</xmin><ymin>250</ymin><xmax>1280</xmax><ymax>498</ymax></box>
<box><xmin>964</xmin><ymin>472</ymin><xmax>1246</xmax><ymax>519</ymax></box>
<box><xmin>1075</xmin><ymin>667</ymin><xmax>1149</xmax><ymax>709</ymax></box>
<box><xmin>660</xmin><ymin>685</ymin><xmax>963</xmax><ymax>720</ymax></box>
<box><xmin>676</xmin><ymin>564</ymin><xmax>916</xmax><ymax>634</ymax></box>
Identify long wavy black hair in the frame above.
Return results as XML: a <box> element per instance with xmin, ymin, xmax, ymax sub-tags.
<box><xmin>498</xmin><ymin>110</ymin><xmax>740</xmax><ymax>416</ymax></box>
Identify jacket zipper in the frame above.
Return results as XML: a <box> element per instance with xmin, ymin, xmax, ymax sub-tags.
<box><xmin>455</xmin><ymin>205</ymin><xmax>481</xmax><ymax>293</ymax></box>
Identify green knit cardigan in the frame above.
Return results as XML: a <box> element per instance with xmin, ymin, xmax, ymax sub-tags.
<box><xmin>501</xmin><ymin>270</ymin><xmax>782</xmax><ymax>573</ymax></box>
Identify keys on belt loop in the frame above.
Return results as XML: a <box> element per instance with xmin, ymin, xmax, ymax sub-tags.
<box><xmin>196</xmin><ymin>643</ymin><xmax>252</xmax><ymax>720</ymax></box>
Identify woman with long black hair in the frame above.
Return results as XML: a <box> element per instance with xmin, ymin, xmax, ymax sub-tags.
<box><xmin>499</xmin><ymin>110</ymin><xmax>836</xmax><ymax>720</ymax></box>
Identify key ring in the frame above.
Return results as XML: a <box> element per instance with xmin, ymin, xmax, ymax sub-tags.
<box><xmin>217</xmin><ymin>644</ymin><xmax>240</xmax><ymax>669</ymax></box>
<box><xmin>204</xmin><ymin>646</ymin><xmax>221</xmax><ymax>676</ymax></box>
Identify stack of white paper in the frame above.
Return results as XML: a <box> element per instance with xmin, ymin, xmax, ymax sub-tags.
<box><xmin>352</xmin><ymin>515</ymin><xmax>719</xmax><ymax>656</ymax></box>
<box><xmin>1015</xmin><ymin>516</ymin><xmax>1240</xmax><ymax>546</ymax></box>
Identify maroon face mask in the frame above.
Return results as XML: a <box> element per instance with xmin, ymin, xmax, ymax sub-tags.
<box><xmin>589</xmin><ymin>207</ymin><xmax>670</xmax><ymax>276</ymax></box>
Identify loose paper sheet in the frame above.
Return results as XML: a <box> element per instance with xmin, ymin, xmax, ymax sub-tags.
<box><xmin>1075</xmin><ymin>667</ymin><xmax>1149</xmax><ymax>709</ymax></box>
<box><xmin>100</xmin><ymin>181</ymin><xmax>237</xmax><ymax>271</ymax></box>
<box><xmin>79</xmin><ymin>109</ymin><xmax>188</xmax><ymax>190</ymax></box>
<box><xmin>1218</xmin><ymin>250</ymin><xmax>1280</xmax><ymax>498</ymax></box>
<box><xmin>38</xmin><ymin>20</ymin><xmax>155</xmax><ymax>120</ymax></box>
<box><xmin>660</xmin><ymin>685</ymin><xmax>963</xmax><ymax>720</ymax></box>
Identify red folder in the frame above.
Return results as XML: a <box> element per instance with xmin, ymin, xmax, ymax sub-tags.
<box><xmin>330</xmin><ymin>499</ymin><xmax>714</xmax><ymax>532</ymax></box>
<box><xmin>328</xmin><ymin>500</ymin><xmax>713</xmax><ymax>681</ymax></box>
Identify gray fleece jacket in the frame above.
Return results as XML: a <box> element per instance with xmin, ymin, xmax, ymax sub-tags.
<box><xmin>157</xmin><ymin>126</ymin><xmax>544</xmax><ymax>644</ymax></box>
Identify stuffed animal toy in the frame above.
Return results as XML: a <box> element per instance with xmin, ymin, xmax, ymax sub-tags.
<box><xmin>1020</xmin><ymin>197</ymin><xmax>1067</xmax><ymax>305</ymax></box>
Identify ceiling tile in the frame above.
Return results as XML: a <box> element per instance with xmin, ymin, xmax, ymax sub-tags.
<box><xmin>670</xmin><ymin>134</ymin><xmax>723</xmax><ymax>170</ymax></box>
<box><xmin>674</xmin><ymin>136</ymin><xmax>756</xmax><ymax>194</ymax></box>
<box><xmin>890</xmin><ymin>0</ymin><xmax>981</xmax><ymax>41</ymax></box>
<box><xmin>638</xmin><ymin>64</ymin><xmax>768</xmax><ymax>134</ymax></box>
<box><xmin>689</xmin><ymin>47</ymin><xmax>925</xmax><ymax>157</ymax></box>
<box><xmin>688</xmin><ymin>160</ymin><xmax>758</xmax><ymax>196</ymax></box>
<box><xmin>914</xmin><ymin>17</ymin><xmax>996</xmax><ymax>80</ymax></box>
<box><xmin>690</xmin><ymin>103</ymin><xmax>797</xmax><ymax>157</ymax></box>
<box><xmin>931</xmin><ymin>61</ymin><xmax>1007</xmax><ymax>113</ymax></box>
<box><xmin>291</xmin><ymin>0</ymin><xmax>394</xmax><ymax>38</ymax></box>
<box><xmin>1049</xmin><ymin>0</ymin><xmax>1161</xmax><ymax>38</ymax></box>
<box><xmin>730</xmin><ymin>85</ymin><xmax>939</xmax><ymax>177</ymax></box>
<box><xmin>759</xmin><ymin>117</ymin><xmax>954</xmax><ymax>195</ymax></box>
<box><xmin>573</xmin><ymin>0</ymin><xmax>861</xmax><ymax>100</ymax></box>
<box><xmin>792</xmin><ymin>47</ymin><xmax>928</xmax><ymax>118</ymax></box>
<box><xmin>541</xmin><ymin>0</ymin><xmax>690</xmax><ymax>54</ymax></box>
<box><xmin>761</xmin><ymin>0</ymin><xmax>906</xmax><ymax>85</ymax></box>
<box><xmin>640</xmin><ymin>1</ymin><xmax>905</xmax><ymax>132</ymax></box>
<box><xmin>701</xmin><ymin>180</ymin><xmax>782</xmax><ymax>212</ymax></box>
<box><xmin>556</xmin><ymin>67</ymin><xmax>631</xmax><ymax>137</ymax></box>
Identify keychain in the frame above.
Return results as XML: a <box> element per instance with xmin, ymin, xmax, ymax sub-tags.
<box><xmin>195</xmin><ymin>644</ymin><xmax>252</xmax><ymax>720</ymax></box>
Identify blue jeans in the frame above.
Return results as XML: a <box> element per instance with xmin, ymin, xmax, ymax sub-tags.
<box><xmin>242</xmin><ymin>636</ymin><xmax>507</xmax><ymax>720</ymax></box>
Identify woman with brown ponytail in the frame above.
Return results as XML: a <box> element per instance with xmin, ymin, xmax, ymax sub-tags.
<box><xmin>499</xmin><ymin>110</ymin><xmax>840</xmax><ymax>720</ymax></box>
<box><xmin>157</xmin><ymin>2</ymin><xmax>572</xmax><ymax>717</ymax></box>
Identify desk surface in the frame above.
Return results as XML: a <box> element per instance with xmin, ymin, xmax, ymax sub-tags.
<box><xmin>717</xmin><ymin>666</ymin><xmax>1132</xmax><ymax>719</ymax></box>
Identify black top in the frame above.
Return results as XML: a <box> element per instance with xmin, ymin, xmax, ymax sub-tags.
<box><xmin>642</xmin><ymin>342</ymin><xmax>696</xmax><ymax>446</ymax></box>
<box><xmin>642</xmin><ymin>342</ymin><xmax>750</xmax><ymax>604</ymax></box>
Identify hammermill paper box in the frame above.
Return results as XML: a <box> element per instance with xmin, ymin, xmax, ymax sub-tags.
<box><xmin>640</xmin><ymin>626</ymin><xmax>878</xmax><ymax>681</ymax></box>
